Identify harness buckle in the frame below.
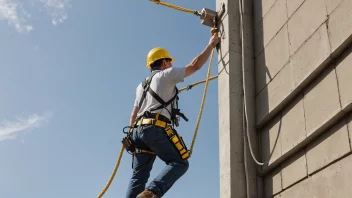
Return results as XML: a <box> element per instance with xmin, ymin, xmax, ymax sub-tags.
<box><xmin>135</xmin><ymin>148</ymin><xmax>142</xmax><ymax>153</ymax></box>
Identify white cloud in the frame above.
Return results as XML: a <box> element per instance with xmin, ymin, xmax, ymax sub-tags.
<box><xmin>0</xmin><ymin>0</ymin><xmax>33</xmax><ymax>32</ymax></box>
<box><xmin>0</xmin><ymin>0</ymin><xmax>71</xmax><ymax>32</ymax></box>
<box><xmin>40</xmin><ymin>0</ymin><xmax>70</xmax><ymax>26</ymax></box>
<box><xmin>0</xmin><ymin>112</ymin><xmax>53</xmax><ymax>141</ymax></box>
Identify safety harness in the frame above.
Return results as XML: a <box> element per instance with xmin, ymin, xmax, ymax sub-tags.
<box><xmin>121</xmin><ymin>70</ymin><xmax>190</xmax><ymax>160</ymax></box>
<box><xmin>136</xmin><ymin>70</ymin><xmax>188</xmax><ymax>126</ymax></box>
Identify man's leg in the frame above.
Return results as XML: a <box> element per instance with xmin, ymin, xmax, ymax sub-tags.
<box><xmin>140</xmin><ymin>125</ymin><xmax>189</xmax><ymax>197</ymax></box>
<box><xmin>126</xmin><ymin>130</ymin><xmax>156</xmax><ymax>198</ymax></box>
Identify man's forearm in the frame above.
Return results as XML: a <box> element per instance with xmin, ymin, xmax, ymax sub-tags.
<box><xmin>130</xmin><ymin>113</ymin><xmax>137</xmax><ymax>127</ymax></box>
<box><xmin>190</xmin><ymin>44</ymin><xmax>214</xmax><ymax>70</ymax></box>
<box><xmin>129</xmin><ymin>106</ymin><xmax>138</xmax><ymax>127</ymax></box>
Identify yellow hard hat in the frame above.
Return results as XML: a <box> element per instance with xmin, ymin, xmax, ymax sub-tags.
<box><xmin>146</xmin><ymin>47</ymin><xmax>174</xmax><ymax>69</ymax></box>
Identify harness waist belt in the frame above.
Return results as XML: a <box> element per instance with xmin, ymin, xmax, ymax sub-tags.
<box><xmin>136</xmin><ymin>118</ymin><xmax>174</xmax><ymax>136</ymax></box>
<box><xmin>146</xmin><ymin>113</ymin><xmax>171</xmax><ymax>123</ymax></box>
<box><xmin>135</xmin><ymin>117</ymin><xmax>189</xmax><ymax>159</ymax></box>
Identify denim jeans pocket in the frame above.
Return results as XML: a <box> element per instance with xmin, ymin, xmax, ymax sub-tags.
<box><xmin>140</xmin><ymin>125</ymin><xmax>169</xmax><ymax>146</ymax></box>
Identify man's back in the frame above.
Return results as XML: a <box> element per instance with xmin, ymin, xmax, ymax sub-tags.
<box><xmin>134</xmin><ymin>67</ymin><xmax>186</xmax><ymax>121</ymax></box>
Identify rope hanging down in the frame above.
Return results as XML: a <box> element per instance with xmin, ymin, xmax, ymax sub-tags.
<box><xmin>189</xmin><ymin>47</ymin><xmax>216</xmax><ymax>155</ymax></box>
<box><xmin>97</xmin><ymin>145</ymin><xmax>125</xmax><ymax>198</ymax></box>
<box><xmin>238</xmin><ymin>0</ymin><xmax>263</xmax><ymax>167</ymax></box>
<box><xmin>150</xmin><ymin>0</ymin><xmax>201</xmax><ymax>16</ymax></box>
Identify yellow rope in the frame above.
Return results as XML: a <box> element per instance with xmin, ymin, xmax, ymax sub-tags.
<box><xmin>150</xmin><ymin>0</ymin><xmax>200</xmax><ymax>16</ymax></box>
<box><xmin>179</xmin><ymin>75</ymin><xmax>218</xmax><ymax>93</ymax></box>
<box><xmin>189</xmin><ymin>47</ymin><xmax>216</xmax><ymax>155</ymax></box>
<box><xmin>96</xmin><ymin>145</ymin><xmax>125</xmax><ymax>198</ymax></box>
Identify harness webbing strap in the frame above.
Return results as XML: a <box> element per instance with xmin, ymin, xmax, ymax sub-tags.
<box><xmin>148</xmin><ymin>87</ymin><xmax>178</xmax><ymax>111</ymax></box>
<box><xmin>137</xmin><ymin>72</ymin><xmax>158</xmax><ymax>110</ymax></box>
<box><xmin>137</xmin><ymin>71</ymin><xmax>178</xmax><ymax>116</ymax></box>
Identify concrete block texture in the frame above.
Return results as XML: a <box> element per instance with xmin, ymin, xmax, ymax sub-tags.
<box><xmin>216</xmin><ymin>12</ymin><xmax>254</xmax><ymax>59</ymax></box>
<box><xmin>217</xmin><ymin>0</ymin><xmax>257</xmax><ymax>197</ymax></box>
<box><xmin>218</xmin><ymin>51</ymin><xmax>247</xmax><ymax>198</ymax></box>
<box><xmin>218</xmin><ymin>51</ymin><xmax>242</xmax><ymax>96</ymax></box>
<box><xmin>255</xmin><ymin>24</ymin><xmax>290</xmax><ymax>95</ymax></box>
<box><xmin>281</xmin><ymin>150</ymin><xmax>307</xmax><ymax>189</ymax></box>
<box><xmin>254</xmin><ymin>0</ymin><xmax>288</xmax><ymax>56</ymax></box>
<box><xmin>288</xmin><ymin>0</ymin><xmax>327</xmax><ymax>54</ymax></box>
<box><xmin>253</xmin><ymin>0</ymin><xmax>277</xmax><ymax>25</ymax></box>
<box><xmin>335</xmin><ymin>45</ymin><xmax>352</xmax><ymax>109</ymax></box>
<box><xmin>280</xmin><ymin>153</ymin><xmax>352</xmax><ymax>198</ymax></box>
<box><xmin>256</xmin><ymin>63</ymin><xmax>294</xmax><ymax>124</ymax></box>
<box><xmin>242</xmin><ymin>13</ymin><xmax>255</xmax><ymax>57</ymax></box>
<box><xmin>306</xmin><ymin>119</ymin><xmax>350</xmax><ymax>174</ymax></box>
<box><xmin>281</xmin><ymin>94</ymin><xmax>306</xmax><ymax>155</ymax></box>
<box><xmin>286</xmin><ymin>0</ymin><xmax>305</xmax><ymax>18</ymax></box>
<box><xmin>290</xmin><ymin>23</ymin><xmax>331</xmax><ymax>88</ymax></box>
<box><xmin>261</xmin><ymin>115</ymin><xmax>282</xmax><ymax>166</ymax></box>
<box><xmin>273</xmin><ymin>194</ymin><xmax>281</xmax><ymax>198</ymax></box>
<box><xmin>328</xmin><ymin>0</ymin><xmax>352</xmax><ymax>57</ymax></box>
<box><xmin>264</xmin><ymin>168</ymin><xmax>282</xmax><ymax>197</ymax></box>
<box><xmin>303</xmin><ymin>65</ymin><xmax>341</xmax><ymax>136</ymax></box>
<box><xmin>217</xmin><ymin>13</ymin><xmax>241</xmax><ymax>57</ymax></box>
<box><xmin>325</xmin><ymin>0</ymin><xmax>343</xmax><ymax>15</ymax></box>
<box><xmin>279</xmin><ymin>177</ymin><xmax>310</xmax><ymax>198</ymax></box>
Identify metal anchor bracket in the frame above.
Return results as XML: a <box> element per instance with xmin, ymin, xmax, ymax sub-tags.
<box><xmin>199</xmin><ymin>3</ymin><xmax>226</xmax><ymax>28</ymax></box>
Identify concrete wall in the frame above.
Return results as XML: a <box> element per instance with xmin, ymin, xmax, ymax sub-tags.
<box><xmin>217</xmin><ymin>0</ymin><xmax>352</xmax><ymax>197</ymax></box>
<box><xmin>216</xmin><ymin>0</ymin><xmax>258</xmax><ymax>197</ymax></box>
<box><xmin>253</xmin><ymin>0</ymin><xmax>352</xmax><ymax>197</ymax></box>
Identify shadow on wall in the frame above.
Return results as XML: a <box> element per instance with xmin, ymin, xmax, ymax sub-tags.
<box><xmin>252</xmin><ymin>0</ymin><xmax>279</xmax><ymax>197</ymax></box>
<box><xmin>253</xmin><ymin>0</ymin><xmax>269</xmax><ymax>122</ymax></box>
<box><xmin>261</xmin><ymin>117</ymin><xmax>282</xmax><ymax>197</ymax></box>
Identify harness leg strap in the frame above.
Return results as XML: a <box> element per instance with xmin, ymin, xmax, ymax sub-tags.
<box><xmin>135</xmin><ymin>148</ymin><xmax>155</xmax><ymax>155</ymax></box>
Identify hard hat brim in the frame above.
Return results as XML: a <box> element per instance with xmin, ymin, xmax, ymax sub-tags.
<box><xmin>146</xmin><ymin>57</ymin><xmax>174</xmax><ymax>69</ymax></box>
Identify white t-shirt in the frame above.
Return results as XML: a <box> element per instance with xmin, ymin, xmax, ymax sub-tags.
<box><xmin>134</xmin><ymin>67</ymin><xmax>186</xmax><ymax>120</ymax></box>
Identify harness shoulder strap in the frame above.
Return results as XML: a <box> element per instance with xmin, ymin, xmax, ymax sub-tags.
<box><xmin>137</xmin><ymin>72</ymin><xmax>180</xmax><ymax>121</ymax></box>
<box><xmin>137</xmin><ymin>72</ymin><xmax>158</xmax><ymax>110</ymax></box>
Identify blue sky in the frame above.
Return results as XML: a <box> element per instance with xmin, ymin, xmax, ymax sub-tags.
<box><xmin>0</xmin><ymin>0</ymin><xmax>219</xmax><ymax>197</ymax></box>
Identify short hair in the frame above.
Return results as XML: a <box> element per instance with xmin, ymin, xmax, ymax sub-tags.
<box><xmin>150</xmin><ymin>59</ymin><xmax>164</xmax><ymax>71</ymax></box>
<box><xmin>149</xmin><ymin>58</ymin><xmax>172</xmax><ymax>72</ymax></box>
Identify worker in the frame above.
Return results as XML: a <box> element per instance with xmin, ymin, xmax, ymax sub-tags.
<box><xmin>125</xmin><ymin>30</ymin><xmax>220</xmax><ymax>198</ymax></box>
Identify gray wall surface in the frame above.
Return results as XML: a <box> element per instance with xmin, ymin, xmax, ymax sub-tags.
<box><xmin>217</xmin><ymin>0</ymin><xmax>352</xmax><ymax>197</ymax></box>
<box><xmin>217</xmin><ymin>0</ymin><xmax>258</xmax><ymax>197</ymax></box>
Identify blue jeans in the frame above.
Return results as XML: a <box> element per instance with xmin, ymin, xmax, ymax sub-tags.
<box><xmin>125</xmin><ymin>125</ymin><xmax>189</xmax><ymax>198</ymax></box>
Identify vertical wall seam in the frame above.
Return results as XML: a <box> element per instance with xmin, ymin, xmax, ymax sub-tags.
<box><xmin>302</xmin><ymin>92</ymin><xmax>310</xmax><ymax>176</ymax></box>
<box><xmin>324</xmin><ymin>0</ymin><xmax>329</xmax><ymax>18</ymax></box>
<box><xmin>325</xmin><ymin>21</ymin><xmax>334</xmax><ymax>61</ymax></box>
<box><xmin>344</xmin><ymin>116</ymin><xmax>352</xmax><ymax>151</ymax></box>
<box><xmin>280</xmin><ymin>169</ymin><xmax>283</xmax><ymax>196</ymax></box>
<box><xmin>333</xmin><ymin>63</ymin><xmax>343</xmax><ymax>110</ymax></box>
<box><xmin>285</xmin><ymin>0</ymin><xmax>291</xmax><ymax>56</ymax></box>
<box><xmin>302</xmin><ymin>92</ymin><xmax>308</xmax><ymax>140</ymax></box>
<box><xmin>304</xmin><ymin>148</ymin><xmax>309</xmax><ymax>177</ymax></box>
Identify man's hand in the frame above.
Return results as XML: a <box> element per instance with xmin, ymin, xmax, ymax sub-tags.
<box><xmin>208</xmin><ymin>29</ymin><xmax>220</xmax><ymax>47</ymax></box>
